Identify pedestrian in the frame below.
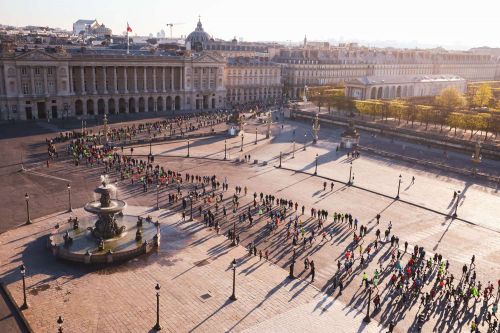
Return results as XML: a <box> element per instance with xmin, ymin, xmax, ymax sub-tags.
<box><xmin>259</xmin><ymin>250</ymin><xmax>263</xmax><ymax>261</ymax></box>
<box><xmin>310</xmin><ymin>260</ymin><xmax>315</xmax><ymax>282</ymax></box>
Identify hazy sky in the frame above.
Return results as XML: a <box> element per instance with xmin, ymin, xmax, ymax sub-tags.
<box><xmin>1</xmin><ymin>0</ymin><xmax>500</xmax><ymax>49</ymax></box>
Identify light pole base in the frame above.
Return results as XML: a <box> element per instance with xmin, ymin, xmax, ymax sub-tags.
<box><xmin>20</xmin><ymin>303</ymin><xmax>29</xmax><ymax>310</ymax></box>
<box><xmin>229</xmin><ymin>294</ymin><xmax>237</xmax><ymax>301</ymax></box>
<box><xmin>452</xmin><ymin>213</ymin><xmax>457</xmax><ymax>218</ymax></box>
<box><xmin>395</xmin><ymin>195</ymin><xmax>399</xmax><ymax>200</ymax></box>
<box><xmin>363</xmin><ymin>315</ymin><xmax>371</xmax><ymax>323</ymax></box>
<box><xmin>25</xmin><ymin>220</ymin><xmax>32</xmax><ymax>225</ymax></box>
<box><xmin>153</xmin><ymin>323</ymin><xmax>162</xmax><ymax>331</ymax></box>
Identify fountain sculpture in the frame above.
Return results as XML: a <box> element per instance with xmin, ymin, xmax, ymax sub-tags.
<box><xmin>84</xmin><ymin>176</ymin><xmax>126</xmax><ymax>239</ymax></box>
<box><xmin>48</xmin><ymin>176</ymin><xmax>160</xmax><ymax>264</ymax></box>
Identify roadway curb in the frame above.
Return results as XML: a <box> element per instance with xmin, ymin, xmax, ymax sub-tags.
<box><xmin>0</xmin><ymin>282</ymin><xmax>34</xmax><ymax>333</ymax></box>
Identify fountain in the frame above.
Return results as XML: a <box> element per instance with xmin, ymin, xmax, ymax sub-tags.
<box><xmin>47</xmin><ymin>176</ymin><xmax>161</xmax><ymax>264</ymax></box>
<box><xmin>84</xmin><ymin>176</ymin><xmax>126</xmax><ymax>240</ymax></box>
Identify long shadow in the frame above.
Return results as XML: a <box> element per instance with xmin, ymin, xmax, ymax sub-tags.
<box><xmin>187</xmin><ymin>298</ymin><xmax>233</xmax><ymax>332</ymax></box>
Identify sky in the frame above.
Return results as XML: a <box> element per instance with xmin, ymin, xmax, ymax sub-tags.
<box><xmin>1</xmin><ymin>0</ymin><xmax>500</xmax><ymax>50</ymax></box>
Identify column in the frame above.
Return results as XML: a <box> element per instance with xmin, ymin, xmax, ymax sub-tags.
<box><xmin>171</xmin><ymin>67</ymin><xmax>175</xmax><ymax>91</ymax></box>
<box><xmin>91</xmin><ymin>66</ymin><xmax>97</xmax><ymax>94</ymax></box>
<box><xmin>180</xmin><ymin>67</ymin><xmax>184</xmax><ymax>90</ymax></box>
<box><xmin>103</xmin><ymin>66</ymin><xmax>108</xmax><ymax>94</ymax></box>
<box><xmin>124</xmin><ymin>67</ymin><xmax>129</xmax><ymax>93</ymax></box>
<box><xmin>43</xmin><ymin>67</ymin><xmax>49</xmax><ymax>96</ymax></box>
<box><xmin>162</xmin><ymin>67</ymin><xmax>166</xmax><ymax>92</ymax></box>
<box><xmin>143</xmin><ymin>67</ymin><xmax>148</xmax><ymax>93</ymax></box>
<box><xmin>16</xmin><ymin>68</ymin><xmax>23</xmax><ymax>97</ymax></box>
<box><xmin>153</xmin><ymin>67</ymin><xmax>157</xmax><ymax>93</ymax></box>
<box><xmin>80</xmin><ymin>66</ymin><xmax>85</xmax><ymax>94</ymax></box>
<box><xmin>207</xmin><ymin>67</ymin><xmax>211</xmax><ymax>92</ymax></box>
<box><xmin>68</xmin><ymin>66</ymin><xmax>74</xmax><ymax>94</ymax></box>
<box><xmin>30</xmin><ymin>67</ymin><xmax>36</xmax><ymax>95</ymax></box>
<box><xmin>134</xmin><ymin>67</ymin><xmax>138</xmax><ymax>93</ymax></box>
<box><xmin>113</xmin><ymin>67</ymin><xmax>118</xmax><ymax>93</ymax></box>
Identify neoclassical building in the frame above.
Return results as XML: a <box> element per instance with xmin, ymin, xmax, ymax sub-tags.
<box><xmin>344</xmin><ymin>74</ymin><xmax>466</xmax><ymax>100</ymax></box>
<box><xmin>275</xmin><ymin>47</ymin><xmax>500</xmax><ymax>99</ymax></box>
<box><xmin>0</xmin><ymin>44</ymin><xmax>226</xmax><ymax>120</ymax></box>
<box><xmin>224</xmin><ymin>57</ymin><xmax>282</xmax><ymax>105</ymax></box>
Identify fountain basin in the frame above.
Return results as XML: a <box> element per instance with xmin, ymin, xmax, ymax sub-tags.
<box><xmin>47</xmin><ymin>215</ymin><xmax>160</xmax><ymax>264</ymax></box>
<box><xmin>84</xmin><ymin>200</ymin><xmax>127</xmax><ymax>214</ymax></box>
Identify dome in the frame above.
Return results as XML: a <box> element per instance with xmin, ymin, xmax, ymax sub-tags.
<box><xmin>186</xmin><ymin>18</ymin><xmax>211</xmax><ymax>44</ymax></box>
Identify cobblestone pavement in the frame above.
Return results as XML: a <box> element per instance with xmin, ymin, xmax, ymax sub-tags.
<box><xmin>1</xmin><ymin>114</ymin><xmax>499</xmax><ymax>332</ymax></box>
<box><xmin>0</xmin><ymin>207</ymin><xmax>381</xmax><ymax>333</ymax></box>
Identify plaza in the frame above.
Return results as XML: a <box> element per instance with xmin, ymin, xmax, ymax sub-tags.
<box><xmin>0</xmin><ymin>107</ymin><xmax>499</xmax><ymax>332</ymax></box>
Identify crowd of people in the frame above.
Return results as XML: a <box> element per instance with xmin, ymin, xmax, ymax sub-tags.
<box><xmin>49</xmin><ymin>113</ymin><xmax>499</xmax><ymax>333</ymax></box>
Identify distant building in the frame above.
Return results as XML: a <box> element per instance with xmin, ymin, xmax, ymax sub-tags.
<box><xmin>72</xmin><ymin>19</ymin><xmax>98</xmax><ymax>36</ymax></box>
<box><xmin>344</xmin><ymin>74</ymin><xmax>466</xmax><ymax>100</ymax></box>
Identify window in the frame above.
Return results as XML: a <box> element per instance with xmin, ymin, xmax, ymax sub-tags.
<box><xmin>47</xmin><ymin>67</ymin><xmax>53</xmax><ymax>75</ymax></box>
<box><xmin>22</xmin><ymin>83</ymin><xmax>29</xmax><ymax>94</ymax></box>
<box><xmin>35</xmin><ymin>81</ymin><xmax>43</xmax><ymax>94</ymax></box>
<box><xmin>34</xmin><ymin>67</ymin><xmax>41</xmax><ymax>75</ymax></box>
<box><xmin>21</xmin><ymin>67</ymin><xmax>27</xmax><ymax>75</ymax></box>
<box><xmin>48</xmin><ymin>81</ymin><xmax>55</xmax><ymax>94</ymax></box>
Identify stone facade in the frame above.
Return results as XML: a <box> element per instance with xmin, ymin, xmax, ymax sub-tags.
<box><xmin>224</xmin><ymin>57</ymin><xmax>282</xmax><ymax>106</ymax></box>
<box><xmin>275</xmin><ymin>47</ymin><xmax>500</xmax><ymax>99</ymax></box>
<box><xmin>0</xmin><ymin>47</ymin><xmax>226</xmax><ymax>120</ymax></box>
<box><xmin>344</xmin><ymin>74</ymin><xmax>467</xmax><ymax>100</ymax></box>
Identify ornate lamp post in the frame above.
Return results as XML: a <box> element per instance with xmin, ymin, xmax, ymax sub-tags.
<box><xmin>240</xmin><ymin>133</ymin><xmax>244</xmax><ymax>152</ymax></box>
<box><xmin>156</xmin><ymin>184</ymin><xmax>160</xmax><ymax>210</ymax></box>
<box><xmin>189</xmin><ymin>195</ymin><xmax>193</xmax><ymax>221</ymax></box>
<box><xmin>396</xmin><ymin>175</ymin><xmax>402</xmax><ymax>200</ymax></box>
<box><xmin>255</xmin><ymin>128</ymin><xmax>258</xmax><ymax>145</ymax></box>
<box><xmin>153</xmin><ymin>283</ymin><xmax>162</xmax><ymax>331</ymax></box>
<box><xmin>279</xmin><ymin>152</ymin><xmax>282</xmax><ymax>168</ymax></box>
<box><xmin>187</xmin><ymin>139</ymin><xmax>190</xmax><ymax>158</ymax></box>
<box><xmin>452</xmin><ymin>190</ymin><xmax>461</xmax><ymax>218</ymax></box>
<box><xmin>224</xmin><ymin>139</ymin><xmax>227</xmax><ymax>160</ymax></box>
<box><xmin>20</xmin><ymin>264</ymin><xmax>28</xmax><ymax>310</ymax></box>
<box><xmin>25</xmin><ymin>193</ymin><xmax>32</xmax><ymax>225</ymax></box>
<box><xmin>57</xmin><ymin>316</ymin><xmax>64</xmax><ymax>333</ymax></box>
<box><xmin>348</xmin><ymin>162</ymin><xmax>353</xmax><ymax>185</ymax></box>
<box><xmin>229</xmin><ymin>259</ymin><xmax>237</xmax><ymax>301</ymax></box>
<box><xmin>149</xmin><ymin>138</ymin><xmax>153</xmax><ymax>158</ymax></box>
<box><xmin>67</xmin><ymin>183</ymin><xmax>72</xmax><ymax>213</ymax></box>
<box><xmin>314</xmin><ymin>153</ymin><xmax>319</xmax><ymax>175</ymax></box>
<box><xmin>363</xmin><ymin>287</ymin><xmax>372</xmax><ymax>323</ymax></box>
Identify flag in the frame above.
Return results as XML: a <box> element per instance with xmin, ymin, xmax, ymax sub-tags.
<box><xmin>127</xmin><ymin>23</ymin><xmax>132</xmax><ymax>33</ymax></box>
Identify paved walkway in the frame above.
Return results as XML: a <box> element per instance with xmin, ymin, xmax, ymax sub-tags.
<box><xmin>0</xmin><ymin>207</ymin><xmax>382</xmax><ymax>333</ymax></box>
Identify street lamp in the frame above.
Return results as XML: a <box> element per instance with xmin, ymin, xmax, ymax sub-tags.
<box><xmin>156</xmin><ymin>184</ymin><xmax>160</xmax><ymax>210</ymax></box>
<box><xmin>153</xmin><ymin>283</ymin><xmax>162</xmax><ymax>331</ymax></box>
<box><xmin>255</xmin><ymin>128</ymin><xmax>258</xmax><ymax>145</ymax></box>
<box><xmin>57</xmin><ymin>316</ymin><xmax>64</xmax><ymax>333</ymax></box>
<box><xmin>231</xmin><ymin>217</ymin><xmax>237</xmax><ymax>246</ymax></box>
<box><xmin>229</xmin><ymin>258</ymin><xmax>237</xmax><ymax>301</ymax></box>
<box><xmin>224</xmin><ymin>139</ymin><xmax>227</xmax><ymax>160</ymax></box>
<box><xmin>363</xmin><ymin>287</ymin><xmax>372</xmax><ymax>323</ymax></box>
<box><xmin>189</xmin><ymin>195</ymin><xmax>193</xmax><ymax>221</ymax></box>
<box><xmin>396</xmin><ymin>174</ymin><xmax>402</xmax><ymax>200</ymax></box>
<box><xmin>303</xmin><ymin>132</ymin><xmax>307</xmax><ymax>151</ymax></box>
<box><xmin>187</xmin><ymin>139</ymin><xmax>190</xmax><ymax>158</ymax></box>
<box><xmin>149</xmin><ymin>138</ymin><xmax>153</xmax><ymax>159</ymax></box>
<box><xmin>19</xmin><ymin>264</ymin><xmax>28</xmax><ymax>310</ymax></box>
<box><xmin>240</xmin><ymin>133</ymin><xmax>244</xmax><ymax>152</ymax></box>
<box><xmin>25</xmin><ymin>193</ymin><xmax>32</xmax><ymax>225</ymax></box>
<box><xmin>452</xmin><ymin>190</ymin><xmax>461</xmax><ymax>218</ymax></box>
<box><xmin>67</xmin><ymin>183</ymin><xmax>72</xmax><ymax>213</ymax></box>
<box><xmin>279</xmin><ymin>151</ymin><xmax>282</xmax><ymax>168</ymax></box>
<box><xmin>348</xmin><ymin>162</ymin><xmax>353</xmax><ymax>185</ymax></box>
<box><xmin>314</xmin><ymin>153</ymin><xmax>318</xmax><ymax>175</ymax></box>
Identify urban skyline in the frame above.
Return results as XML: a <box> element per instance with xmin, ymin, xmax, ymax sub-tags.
<box><xmin>1</xmin><ymin>0</ymin><xmax>500</xmax><ymax>50</ymax></box>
